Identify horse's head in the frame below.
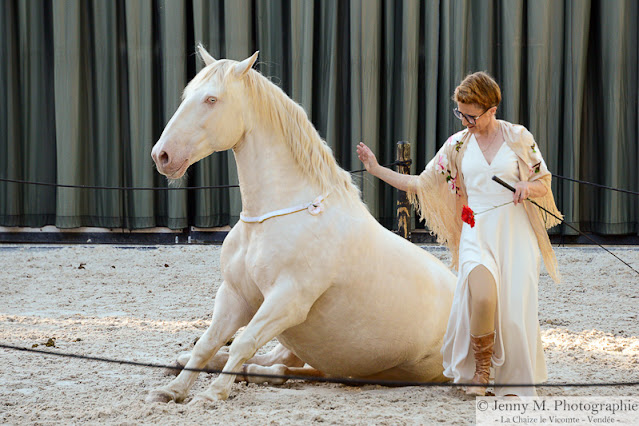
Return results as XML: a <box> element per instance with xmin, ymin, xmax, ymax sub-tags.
<box><xmin>151</xmin><ymin>45</ymin><xmax>259</xmax><ymax>179</ymax></box>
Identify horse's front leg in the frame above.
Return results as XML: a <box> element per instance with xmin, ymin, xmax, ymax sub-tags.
<box><xmin>168</xmin><ymin>342</ymin><xmax>304</xmax><ymax>376</ymax></box>
<box><xmin>146</xmin><ymin>282</ymin><xmax>252</xmax><ymax>403</ymax></box>
<box><xmin>190</xmin><ymin>277</ymin><xmax>321</xmax><ymax>403</ymax></box>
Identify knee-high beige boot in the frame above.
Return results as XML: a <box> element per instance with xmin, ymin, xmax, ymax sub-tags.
<box><xmin>466</xmin><ymin>331</ymin><xmax>495</xmax><ymax>396</ymax></box>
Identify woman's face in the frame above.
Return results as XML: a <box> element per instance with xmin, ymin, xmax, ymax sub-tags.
<box><xmin>456</xmin><ymin>102</ymin><xmax>496</xmax><ymax>134</ymax></box>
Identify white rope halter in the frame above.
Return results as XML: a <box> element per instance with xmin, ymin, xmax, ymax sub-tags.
<box><xmin>239</xmin><ymin>195</ymin><xmax>327</xmax><ymax>223</ymax></box>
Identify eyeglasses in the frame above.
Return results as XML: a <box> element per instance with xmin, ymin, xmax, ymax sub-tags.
<box><xmin>453</xmin><ymin>106</ymin><xmax>494</xmax><ymax>125</ymax></box>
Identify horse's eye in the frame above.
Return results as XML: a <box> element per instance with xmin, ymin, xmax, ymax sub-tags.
<box><xmin>206</xmin><ymin>96</ymin><xmax>217</xmax><ymax>104</ymax></box>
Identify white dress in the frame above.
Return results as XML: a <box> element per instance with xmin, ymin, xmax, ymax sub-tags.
<box><xmin>440</xmin><ymin>135</ymin><xmax>547</xmax><ymax>397</ymax></box>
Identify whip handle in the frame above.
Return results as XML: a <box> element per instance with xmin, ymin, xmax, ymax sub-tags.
<box><xmin>491</xmin><ymin>175</ymin><xmax>516</xmax><ymax>192</ymax></box>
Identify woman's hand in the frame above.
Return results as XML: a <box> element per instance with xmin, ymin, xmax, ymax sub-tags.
<box><xmin>356</xmin><ymin>141</ymin><xmax>413</xmax><ymax>191</ymax></box>
<box><xmin>356</xmin><ymin>142</ymin><xmax>379</xmax><ymax>174</ymax></box>
<box><xmin>513</xmin><ymin>182</ymin><xmax>531</xmax><ymax>205</ymax></box>
<box><xmin>513</xmin><ymin>181</ymin><xmax>547</xmax><ymax>205</ymax></box>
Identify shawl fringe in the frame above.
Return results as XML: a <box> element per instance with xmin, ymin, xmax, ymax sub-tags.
<box><xmin>407</xmin><ymin>171</ymin><xmax>464</xmax><ymax>272</ymax></box>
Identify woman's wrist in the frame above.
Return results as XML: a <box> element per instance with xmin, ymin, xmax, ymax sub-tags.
<box><xmin>368</xmin><ymin>163</ymin><xmax>382</xmax><ymax>177</ymax></box>
<box><xmin>527</xmin><ymin>180</ymin><xmax>547</xmax><ymax>198</ymax></box>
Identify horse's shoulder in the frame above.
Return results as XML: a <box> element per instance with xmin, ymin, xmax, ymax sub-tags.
<box><xmin>220</xmin><ymin>225</ymin><xmax>245</xmax><ymax>261</ymax></box>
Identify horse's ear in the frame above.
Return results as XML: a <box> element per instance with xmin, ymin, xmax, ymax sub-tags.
<box><xmin>197</xmin><ymin>43</ymin><xmax>216</xmax><ymax>66</ymax></box>
<box><xmin>233</xmin><ymin>51</ymin><xmax>259</xmax><ymax>78</ymax></box>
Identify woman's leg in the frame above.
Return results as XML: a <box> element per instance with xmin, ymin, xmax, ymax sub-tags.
<box><xmin>466</xmin><ymin>265</ymin><xmax>497</xmax><ymax>396</ymax></box>
<box><xmin>468</xmin><ymin>265</ymin><xmax>497</xmax><ymax>335</ymax></box>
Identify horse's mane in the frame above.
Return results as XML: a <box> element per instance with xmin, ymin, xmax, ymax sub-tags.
<box><xmin>188</xmin><ymin>61</ymin><xmax>361</xmax><ymax>200</ymax></box>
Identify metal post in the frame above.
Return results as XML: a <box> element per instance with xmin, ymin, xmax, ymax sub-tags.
<box><xmin>396</xmin><ymin>141</ymin><xmax>411</xmax><ymax>240</ymax></box>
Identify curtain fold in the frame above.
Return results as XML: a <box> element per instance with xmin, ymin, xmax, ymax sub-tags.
<box><xmin>191</xmin><ymin>0</ymin><xmax>230</xmax><ymax>228</ymax></box>
<box><xmin>52</xmin><ymin>0</ymin><xmax>86</xmax><ymax>228</ymax></box>
<box><xmin>1</xmin><ymin>0</ymin><xmax>637</xmax><ymax>236</ymax></box>
<box><xmin>158</xmin><ymin>0</ymin><xmax>189</xmax><ymax>229</ymax></box>
<box><xmin>585</xmin><ymin>0</ymin><xmax>638</xmax><ymax>234</ymax></box>
<box><xmin>1</xmin><ymin>0</ymin><xmax>57</xmax><ymax>226</ymax></box>
<box><xmin>124</xmin><ymin>0</ymin><xmax>158</xmax><ymax>229</ymax></box>
<box><xmin>524</xmin><ymin>0</ymin><xmax>565</xmax><ymax>235</ymax></box>
<box><xmin>561</xmin><ymin>0</ymin><xmax>591</xmax><ymax>236</ymax></box>
<box><xmin>350</xmin><ymin>0</ymin><xmax>381</xmax><ymax>216</ymax></box>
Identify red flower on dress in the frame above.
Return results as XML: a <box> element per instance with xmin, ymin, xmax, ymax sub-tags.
<box><xmin>461</xmin><ymin>205</ymin><xmax>475</xmax><ymax>228</ymax></box>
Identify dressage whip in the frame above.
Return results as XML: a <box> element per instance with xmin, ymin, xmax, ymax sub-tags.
<box><xmin>491</xmin><ymin>176</ymin><xmax>639</xmax><ymax>277</ymax></box>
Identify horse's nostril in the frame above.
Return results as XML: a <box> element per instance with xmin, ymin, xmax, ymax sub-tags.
<box><xmin>159</xmin><ymin>151</ymin><xmax>170</xmax><ymax>166</ymax></box>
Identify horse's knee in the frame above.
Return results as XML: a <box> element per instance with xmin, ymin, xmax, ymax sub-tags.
<box><xmin>177</xmin><ymin>351</ymin><xmax>191</xmax><ymax>366</ymax></box>
<box><xmin>162</xmin><ymin>351</ymin><xmax>194</xmax><ymax>376</ymax></box>
<box><xmin>163</xmin><ymin>360</ymin><xmax>184</xmax><ymax>377</ymax></box>
<box><xmin>228</xmin><ymin>334</ymin><xmax>259</xmax><ymax>359</ymax></box>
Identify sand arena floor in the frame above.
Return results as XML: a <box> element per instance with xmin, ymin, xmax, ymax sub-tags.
<box><xmin>1</xmin><ymin>244</ymin><xmax>638</xmax><ymax>425</ymax></box>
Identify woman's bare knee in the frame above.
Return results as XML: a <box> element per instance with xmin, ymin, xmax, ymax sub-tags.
<box><xmin>469</xmin><ymin>266</ymin><xmax>496</xmax><ymax>302</ymax></box>
<box><xmin>468</xmin><ymin>265</ymin><xmax>497</xmax><ymax>334</ymax></box>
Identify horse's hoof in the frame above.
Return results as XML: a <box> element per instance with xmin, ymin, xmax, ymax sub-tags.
<box><xmin>187</xmin><ymin>396</ymin><xmax>211</xmax><ymax>406</ymax></box>
<box><xmin>163</xmin><ymin>361</ymin><xmax>184</xmax><ymax>377</ymax></box>
<box><xmin>188</xmin><ymin>389</ymin><xmax>228</xmax><ymax>405</ymax></box>
<box><xmin>146</xmin><ymin>388</ymin><xmax>179</xmax><ymax>404</ymax></box>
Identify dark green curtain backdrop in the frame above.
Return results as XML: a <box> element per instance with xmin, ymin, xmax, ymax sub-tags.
<box><xmin>1</xmin><ymin>0</ymin><xmax>637</xmax><ymax>234</ymax></box>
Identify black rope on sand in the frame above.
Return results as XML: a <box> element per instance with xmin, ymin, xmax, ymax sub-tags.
<box><xmin>2</xmin><ymin>343</ymin><xmax>639</xmax><ymax>389</ymax></box>
<box><xmin>491</xmin><ymin>176</ymin><xmax>639</xmax><ymax>277</ymax></box>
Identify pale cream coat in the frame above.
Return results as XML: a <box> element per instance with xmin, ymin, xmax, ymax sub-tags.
<box><xmin>147</xmin><ymin>48</ymin><xmax>457</xmax><ymax>404</ymax></box>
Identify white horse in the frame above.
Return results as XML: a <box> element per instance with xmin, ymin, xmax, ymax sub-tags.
<box><xmin>147</xmin><ymin>45</ymin><xmax>456</xmax><ymax>404</ymax></box>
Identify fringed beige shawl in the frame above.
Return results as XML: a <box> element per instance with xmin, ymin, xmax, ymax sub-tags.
<box><xmin>407</xmin><ymin>120</ymin><xmax>563</xmax><ymax>283</ymax></box>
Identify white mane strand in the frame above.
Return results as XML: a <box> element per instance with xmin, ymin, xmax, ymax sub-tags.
<box><xmin>189</xmin><ymin>61</ymin><xmax>360</xmax><ymax>200</ymax></box>
<box><xmin>247</xmin><ymin>70</ymin><xmax>360</xmax><ymax>200</ymax></box>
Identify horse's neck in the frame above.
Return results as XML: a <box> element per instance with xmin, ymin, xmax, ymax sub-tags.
<box><xmin>233</xmin><ymin>126</ymin><xmax>318</xmax><ymax>216</ymax></box>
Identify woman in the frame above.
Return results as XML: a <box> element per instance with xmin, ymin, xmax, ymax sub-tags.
<box><xmin>356</xmin><ymin>72</ymin><xmax>562</xmax><ymax>397</ymax></box>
